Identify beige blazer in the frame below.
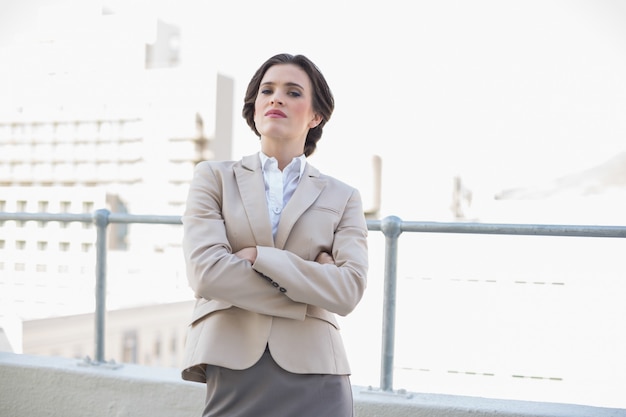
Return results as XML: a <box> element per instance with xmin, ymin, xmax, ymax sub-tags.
<box><xmin>181</xmin><ymin>153</ymin><xmax>369</xmax><ymax>383</ymax></box>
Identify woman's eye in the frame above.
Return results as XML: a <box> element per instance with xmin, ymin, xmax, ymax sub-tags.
<box><xmin>260</xmin><ymin>89</ymin><xmax>272</xmax><ymax>95</ymax></box>
<box><xmin>288</xmin><ymin>91</ymin><xmax>302</xmax><ymax>97</ymax></box>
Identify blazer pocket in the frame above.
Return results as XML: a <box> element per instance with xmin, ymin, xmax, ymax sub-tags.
<box><xmin>190</xmin><ymin>298</ymin><xmax>233</xmax><ymax>326</ymax></box>
<box><xmin>309</xmin><ymin>205</ymin><xmax>342</xmax><ymax>216</ymax></box>
<box><xmin>306</xmin><ymin>305</ymin><xmax>340</xmax><ymax>329</ymax></box>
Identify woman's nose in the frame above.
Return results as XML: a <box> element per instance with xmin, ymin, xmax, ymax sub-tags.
<box><xmin>270</xmin><ymin>94</ymin><xmax>283</xmax><ymax>105</ymax></box>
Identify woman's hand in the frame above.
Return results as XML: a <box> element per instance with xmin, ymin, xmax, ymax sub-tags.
<box><xmin>315</xmin><ymin>251</ymin><xmax>335</xmax><ymax>265</ymax></box>
<box><xmin>234</xmin><ymin>247</ymin><xmax>258</xmax><ymax>264</ymax></box>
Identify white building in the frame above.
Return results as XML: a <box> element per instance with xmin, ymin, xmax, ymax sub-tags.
<box><xmin>0</xmin><ymin>2</ymin><xmax>233</xmax><ymax>364</ymax></box>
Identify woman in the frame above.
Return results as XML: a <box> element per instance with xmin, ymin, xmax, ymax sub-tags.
<box><xmin>181</xmin><ymin>53</ymin><xmax>369</xmax><ymax>417</ymax></box>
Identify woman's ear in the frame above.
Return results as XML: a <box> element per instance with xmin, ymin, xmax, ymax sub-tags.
<box><xmin>309</xmin><ymin>113</ymin><xmax>323</xmax><ymax>129</ymax></box>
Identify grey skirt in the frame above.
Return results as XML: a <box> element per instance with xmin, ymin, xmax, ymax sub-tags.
<box><xmin>202</xmin><ymin>347</ymin><xmax>353</xmax><ymax>417</ymax></box>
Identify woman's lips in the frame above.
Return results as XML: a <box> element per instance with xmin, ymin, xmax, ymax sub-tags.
<box><xmin>265</xmin><ymin>110</ymin><xmax>286</xmax><ymax>118</ymax></box>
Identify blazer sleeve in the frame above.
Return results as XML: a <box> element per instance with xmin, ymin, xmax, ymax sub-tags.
<box><xmin>182</xmin><ymin>162</ymin><xmax>307</xmax><ymax>321</ymax></box>
<box><xmin>252</xmin><ymin>187</ymin><xmax>368</xmax><ymax>317</ymax></box>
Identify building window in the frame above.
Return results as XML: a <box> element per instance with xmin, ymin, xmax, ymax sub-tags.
<box><xmin>122</xmin><ymin>331</ymin><xmax>138</xmax><ymax>364</ymax></box>
<box><xmin>16</xmin><ymin>200</ymin><xmax>26</xmax><ymax>226</ymax></box>
<box><xmin>59</xmin><ymin>242</ymin><xmax>70</xmax><ymax>251</ymax></box>
<box><xmin>154</xmin><ymin>337</ymin><xmax>162</xmax><ymax>358</ymax></box>
<box><xmin>82</xmin><ymin>202</ymin><xmax>93</xmax><ymax>229</ymax></box>
<box><xmin>81</xmin><ymin>243</ymin><xmax>92</xmax><ymax>253</ymax></box>
<box><xmin>16</xmin><ymin>240</ymin><xmax>26</xmax><ymax>250</ymax></box>
<box><xmin>37</xmin><ymin>241</ymin><xmax>48</xmax><ymax>250</ymax></box>
<box><xmin>170</xmin><ymin>334</ymin><xmax>177</xmax><ymax>354</ymax></box>
<box><xmin>14</xmin><ymin>263</ymin><xmax>25</xmax><ymax>271</ymax></box>
<box><xmin>38</xmin><ymin>201</ymin><xmax>49</xmax><ymax>226</ymax></box>
<box><xmin>60</xmin><ymin>201</ymin><xmax>71</xmax><ymax>228</ymax></box>
<box><xmin>36</xmin><ymin>264</ymin><xmax>47</xmax><ymax>272</ymax></box>
<box><xmin>60</xmin><ymin>201</ymin><xmax>71</xmax><ymax>212</ymax></box>
<box><xmin>0</xmin><ymin>240</ymin><xmax>4</xmax><ymax>249</ymax></box>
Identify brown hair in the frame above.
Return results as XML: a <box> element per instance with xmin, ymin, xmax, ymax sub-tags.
<box><xmin>242</xmin><ymin>53</ymin><xmax>335</xmax><ymax>157</ymax></box>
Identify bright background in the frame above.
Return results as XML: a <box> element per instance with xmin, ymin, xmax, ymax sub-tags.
<box><xmin>2</xmin><ymin>1</ymin><xmax>626</xmax><ymax>408</ymax></box>
<box><xmin>3</xmin><ymin>0</ymin><xmax>625</xmax><ymax>220</ymax></box>
<box><xmin>147</xmin><ymin>0</ymin><xmax>626</xmax><ymax>219</ymax></box>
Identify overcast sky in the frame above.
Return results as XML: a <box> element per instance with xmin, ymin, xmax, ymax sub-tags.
<box><xmin>2</xmin><ymin>0</ymin><xmax>626</xmax><ymax>219</ymax></box>
<box><xmin>110</xmin><ymin>0</ymin><xmax>626</xmax><ymax>218</ymax></box>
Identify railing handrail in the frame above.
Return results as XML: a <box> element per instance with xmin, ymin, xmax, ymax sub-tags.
<box><xmin>3</xmin><ymin>211</ymin><xmax>626</xmax><ymax>238</ymax></box>
<box><xmin>2</xmin><ymin>210</ymin><xmax>626</xmax><ymax>393</ymax></box>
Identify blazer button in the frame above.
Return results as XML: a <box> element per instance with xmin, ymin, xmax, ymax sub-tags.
<box><xmin>279</xmin><ymin>287</ymin><xmax>286</xmax><ymax>293</ymax></box>
<box><xmin>271</xmin><ymin>282</ymin><xmax>279</xmax><ymax>288</ymax></box>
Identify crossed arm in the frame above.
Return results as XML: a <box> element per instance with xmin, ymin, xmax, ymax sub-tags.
<box><xmin>235</xmin><ymin>248</ymin><xmax>335</xmax><ymax>265</ymax></box>
<box><xmin>183</xmin><ymin>163</ymin><xmax>367</xmax><ymax>319</ymax></box>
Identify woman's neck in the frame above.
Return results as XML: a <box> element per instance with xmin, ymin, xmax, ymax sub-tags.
<box><xmin>261</xmin><ymin>138</ymin><xmax>305</xmax><ymax>170</ymax></box>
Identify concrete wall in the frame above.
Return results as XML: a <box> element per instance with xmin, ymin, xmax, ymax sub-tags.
<box><xmin>1</xmin><ymin>353</ymin><xmax>624</xmax><ymax>417</ymax></box>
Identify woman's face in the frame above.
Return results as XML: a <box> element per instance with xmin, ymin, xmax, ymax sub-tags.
<box><xmin>253</xmin><ymin>63</ymin><xmax>321</xmax><ymax>145</ymax></box>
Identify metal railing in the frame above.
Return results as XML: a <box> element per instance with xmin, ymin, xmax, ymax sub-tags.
<box><xmin>2</xmin><ymin>210</ymin><xmax>626</xmax><ymax>393</ymax></box>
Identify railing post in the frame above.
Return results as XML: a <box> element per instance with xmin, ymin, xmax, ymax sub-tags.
<box><xmin>379</xmin><ymin>215</ymin><xmax>403</xmax><ymax>392</ymax></box>
<box><xmin>93</xmin><ymin>209</ymin><xmax>110</xmax><ymax>364</ymax></box>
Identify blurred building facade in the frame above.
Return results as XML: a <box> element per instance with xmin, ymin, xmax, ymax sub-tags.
<box><xmin>0</xmin><ymin>2</ymin><xmax>233</xmax><ymax>365</ymax></box>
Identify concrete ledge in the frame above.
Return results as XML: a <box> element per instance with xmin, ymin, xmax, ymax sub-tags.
<box><xmin>1</xmin><ymin>352</ymin><xmax>624</xmax><ymax>417</ymax></box>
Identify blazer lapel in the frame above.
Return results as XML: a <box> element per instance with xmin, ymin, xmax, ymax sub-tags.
<box><xmin>234</xmin><ymin>154</ymin><xmax>274</xmax><ymax>247</ymax></box>
<box><xmin>274</xmin><ymin>164</ymin><xmax>325</xmax><ymax>249</ymax></box>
